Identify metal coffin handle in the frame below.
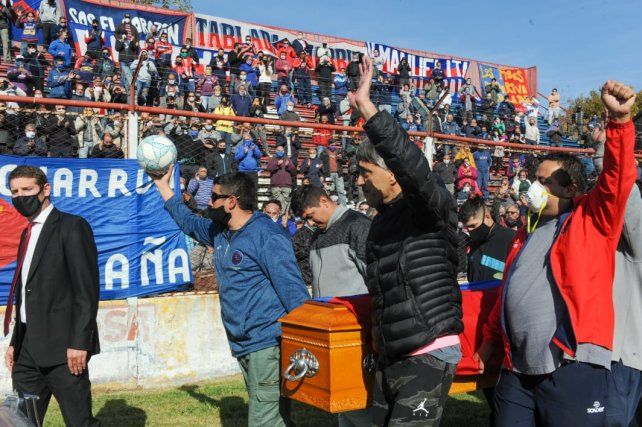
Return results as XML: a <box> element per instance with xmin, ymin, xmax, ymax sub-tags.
<box><xmin>283</xmin><ymin>348</ymin><xmax>319</xmax><ymax>382</ymax></box>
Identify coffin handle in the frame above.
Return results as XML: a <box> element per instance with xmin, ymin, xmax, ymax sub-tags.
<box><xmin>283</xmin><ymin>348</ymin><xmax>319</xmax><ymax>382</ymax></box>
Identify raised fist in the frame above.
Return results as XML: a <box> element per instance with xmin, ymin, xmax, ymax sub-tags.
<box><xmin>601</xmin><ymin>81</ymin><xmax>635</xmax><ymax>122</ymax></box>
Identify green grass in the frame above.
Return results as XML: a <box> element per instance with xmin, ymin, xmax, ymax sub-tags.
<box><xmin>44</xmin><ymin>375</ymin><xmax>490</xmax><ymax>426</ymax></box>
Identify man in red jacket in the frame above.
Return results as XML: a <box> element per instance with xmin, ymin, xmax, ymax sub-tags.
<box><xmin>475</xmin><ymin>81</ymin><xmax>636</xmax><ymax>426</ymax></box>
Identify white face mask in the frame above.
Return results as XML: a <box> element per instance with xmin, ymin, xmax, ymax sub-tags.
<box><xmin>180</xmin><ymin>184</ymin><xmax>185</xmax><ymax>191</ymax></box>
<box><xmin>286</xmin><ymin>105</ymin><xmax>294</xmax><ymax>111</ymax></box>
<box><xmin>26</xmin><ymin>131</ymin><xmax>35</xmax><ymax>138</ymax></box>
<box><xmin>240</xmin><ymin>75</ymin><xmax>246</xmax><ymax>80</ymax></box>
<box><xmin>525</xmin><ymin>180</ymin><xmax>549</xmax><ymax>212</ymax></box>
<box><xmin>271</xmin><ymin>216</ymin><xmax>279</xmax><ymax>223</ymax></box>
<box><xmin>204</xmin><ymin>125</ymin><xmax>213</xmax><ymax>130</ymax></box>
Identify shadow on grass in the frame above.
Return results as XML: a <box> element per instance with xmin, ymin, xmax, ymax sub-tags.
<box><xmin>96</xmin><ymin>398</ymin><xmax>147</xmax><ymax>427</ymax></box>
<box><xmin>180</xmin><ymin>385</ymin><xmax>247</xmax><ymax>427</ymax></box>
<box><xmin>442</xmin><ymin>392</ymin><xmax>491</xmax><ymax>427</ymax></box>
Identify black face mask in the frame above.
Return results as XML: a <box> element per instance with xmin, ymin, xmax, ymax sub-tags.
<box><xmin>469</xmin><ymin>222</ymin><xmax>491</xmax><ymax>248</ymax></box>
<box><xmin>12</xmin><ymin>191</ymin><xmax>43</xmax><ymax>218</ymax></box>
<box><xmin>207</xmin><ymin>206</ymin><xmax>231</xmax><ymax>226</ymax></box>
<box><xmin>505</xmin><ymin>217</ymin><xmax>522</xmax><ymax>229</ymax></box>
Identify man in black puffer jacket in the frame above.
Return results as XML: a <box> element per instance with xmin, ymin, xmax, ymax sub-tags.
<box><xmin>351</xmin><ymin>56</ymin><xmax>462</xmax><ymax>426</ymax></box>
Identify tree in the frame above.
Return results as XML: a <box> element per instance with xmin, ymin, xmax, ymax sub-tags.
<box><xmin>131</xmin><ymin>0</ymin><xmax>192</xmax><ymax>11</ymax></box>
<box><xmin>568</xmin><ymin>88</ymin><xmax>641</xmax><ymax>119</ymax></box>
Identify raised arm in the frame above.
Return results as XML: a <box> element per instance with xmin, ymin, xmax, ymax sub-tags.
<box><xmin>349</xmin><ymin>56</ymin><xmax>454</xmax><ymax>225</ymax></box>
<box><xmin>587</xmin><ymin>81</ymin><xmax>637</xmax><ymax>238</ymax></box>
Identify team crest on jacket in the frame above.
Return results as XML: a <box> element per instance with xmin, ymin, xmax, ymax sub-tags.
<box><xmin>232</xmin><ymin>250</ymin><xmax>243</xmax><ymax>265</ymax></box>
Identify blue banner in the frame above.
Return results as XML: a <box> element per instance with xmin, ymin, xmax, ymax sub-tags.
<box><xmin>0</xmin><ymin>156</ymin><xmax>193</xmax><ymax>303</ymax></box>
<box><xmin>64</xmin><ymin>0</ymin><xmax>189</xmax><ymax>60</ymax></box>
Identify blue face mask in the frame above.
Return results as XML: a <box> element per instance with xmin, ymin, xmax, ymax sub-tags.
<box><xmin>190</xmin><ymin>130</ymin><xmax>198</xmax><ymax>138</ymax></box>
<box><xmin>276</xmin><ymin>150</ymin><xmax>285</xmax><ymax>158</ymax></box>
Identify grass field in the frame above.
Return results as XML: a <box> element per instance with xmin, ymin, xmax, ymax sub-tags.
<box><xmin>43</xmin><ymin>375</ymin><xmax>490</xmax><ymax>426</ymax></box>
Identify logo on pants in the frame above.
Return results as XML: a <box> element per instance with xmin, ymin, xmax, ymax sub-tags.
<box><xmin>412</xmin><ymin>399</ymin><xmax>430</xmax><ymax>417</ymax></box>
<box><xmin>586</xmin><ymin>401</ymin><xmax>605</xmax><ymax>414</ymax></box>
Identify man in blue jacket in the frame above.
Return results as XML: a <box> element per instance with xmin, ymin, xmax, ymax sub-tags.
<box><xmin>47</xmin><ymin>55</ymin><xmax>75</xmax><ymax>99</ymax></box>
<box><xmin>234</xmin><ymin>131</ymin><xmax>263</xmax><ymax>190</ymax></box>
<box><xmin>151</xmin><ymin>168</ymin><xmax>309</xmax><ymax>427</ymax></box>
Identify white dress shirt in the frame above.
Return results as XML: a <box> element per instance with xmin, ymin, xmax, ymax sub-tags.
<box><xmin>20</xmin><ymin>203</ymin><xmax>54</xmax><ymax>323</ymax></box>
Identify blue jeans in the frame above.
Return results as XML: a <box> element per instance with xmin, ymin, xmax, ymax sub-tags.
<box><xmin>477</xmin><ymin>169</ymin><xmax>490</xmax><ymax>198</ymax></box>
<box><xmin>135</xmin><ymin>80</ymin><xmax>151</xmax><ymax>104</ymax></box>
<box><xmin>120</xmin><ymin>63</ymin><xmax>133</xmax><ymax>100</ymax></box>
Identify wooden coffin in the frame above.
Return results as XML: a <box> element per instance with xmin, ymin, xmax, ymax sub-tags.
<box><xmin>279</xmin><ymin>301</ymin><xmax>374</xmax><ymax>413</ymax></box>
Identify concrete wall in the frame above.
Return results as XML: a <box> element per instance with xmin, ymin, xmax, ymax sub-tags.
<box><xmin>0</xmin><ymin>293</ymin><xmax>240</xmax><ymax>394</ymax></box>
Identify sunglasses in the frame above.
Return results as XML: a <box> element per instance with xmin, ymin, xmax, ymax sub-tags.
<box><xmin>506</xmin><ymin>211</ymin><xmax>519</xmax><ymax>215</ymax></box>
<box><xmin>211</xmin><ymin>192</ymin><xmax>233</xmax><ymax>201</ymax></box>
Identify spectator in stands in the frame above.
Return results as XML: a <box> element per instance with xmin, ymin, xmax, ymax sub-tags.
<box><xmin>424</xmin><ymin>77</ymin><xmax>439</xmax><ymax>104</ymax></box>
<box><xmin>316</xmin><ymin>42</ymin><xmax>331</xmax><ymax>64</ymax></box>
<box><xmin>115</xmin><ymin>33</ymin><xmax>139</xmax><ymax>99</ymax></box>
<box><xmin>74</xmin><ymin>52</ymin><xmax>98</xmax><ymax>86</ymax></box>
<box><xmin>502</xmin><ymin>203</ymin><xmax>523</xmax><ymax>230</ymax></box>
<box><xmin>411</xmin><ymin>91</ymin><xmax>430</xmax><ymax>123</ymax></box>
<box><xmin>214</xmin><ymin>96</ymin><xmax>235</xmax><ymax>154</ymax></box>
<box><xmin>102</xmin><ymin>113</ymin><xmax>125</xmax><ymax>148</ymax></box>
<box><xmin>292</xmin><ymin>218</ymin><xmax>315</xmax><ymax>285</ymax></box>
<box><xmin>51</xmin><ymin>15</ymin><xmax>69</xmax><ymax>42</ymax></box>
<box><xmin>498</xmin><ymin>95</ymin><xmax>516</xmax><ymax>119</ymax></box>
<box><xmin>460</xmin><ymin>196</ymin><xmax>515</xmax><ymax>282</ymax></box>
<box><xmin>230</xmin><ymin>84</ymin><xmax>253</xmax><ymax>117</ymax></box>
<box><xmin>115</xmin><ymin>13</ymin><xmax>139</xmax><ymax>43</ymax></box>
<box><xmin>316</xmin><ymin>57</ymin><xmax>335</xmax><ymax>101</ymax></box>
<box><xmin>89</xmin><ymin>131</ymin><xmax>124</xmax><ymax>159</ymax></box>
<box><xmin>131</xmin><ymin>51</ymin><xmax>158</xmax><ymax>105</ymax></box>
<box><xmin>473</xmin><ymin>147</ymin><xmax>492</xmax><ymax>198</ymax></box>
<box><xmin>75</xmin><ymin>107</ymin><xmax>103</xmax><ymax>158</ymax></box>
<box><xmin>198</xmin><ymin>67</ymin><xmax>217</xmax><ymax>112</ymax></box>
<box><xmin>280</xmin><ymin>101</ymin><xmax>300</xmax><ymax>123</ymax></box>
<box><xmin>174</xmin><ymin>50</ymin><xmax>196</xmax><ymax>95</ymax></box>
<box><xmin>239</xmin><ymin>59</ymin><xmax>258</xmax><ymax>96</ymax></box>
<box><xmin>22</xmin><ymin>44</ymin><xmax>47</xmax><ymax>92</ymax></box>
<box><xmin>234</xmin><ymin>131</ymin><xmax>262</xmax><ymax>188</ymax></box>
<box><xmin>347</xmin><ymin>53</ymin><xmax>362</xmax><ymax>91</ymax></box>
<box><xmin>46</xmin><ymin>105</ymin><xmax>78</xmax><ymax>157</ymax></box>
<box><xmin>38</xmin><ymin>0</ymin><xmax>61</xmax><ymax>48</ymax></box>
<box><xmin>257</xmin><ymin>55</ymin><xmax>274</xmax><ymax>106</ymax></box>
<box><xmin>15</xmin><ymin>11</ymin><xmax>39</xmax><ymax>56</ymax></box>
<box><xmin>441</xmin><ymin>113</ymin><xmax>462</xmax><ymax>156</ymax></box>
<box><xmin>524</xmin><ymin>116</ymin><xmax>540</xmax><ymax>145</ymax></box>
<box><xmin>463</xmin><ymin>119</ymin><xmax>481</xmax><ymax>138</ymax></box>
<box><xmin>481</xmin><ymin>93</ymin><xmax>496</xmax><ymax>118</ymax></box>
<box><xmin>84</xmin><ymin>19</ymin><xmax>105</xmax><ymax>59</ymax></box>
<box><xmin>226</xmin><ymin>43</ymin><xmax>242</xmax><ymax>95</ymax></box>
<box><xmin>0</xmin><ymin>0</ymin><xmax>11</xmax><ymax>62</ymax></box>
<box><xmin>198</xmin><ymin>119</ymin><xmax>220</xmax><ymax>142</ymax></box>
<box><xmin>7</xmin><ymin>58</ymin><xmax>33</xmax><ymax>95</ymax></box>
<box><xmin>373</xmin><ymin>74</ymin><xmax>393</xmax><ymax>114</ymax></box>
<box><xmin>484</xmin><ymin>78</ymin><xmax>501</xmax><ymax>103</ymax></box>
<box><xmin>47</xmin><ymin>56</ymin><xmax>74</xmax><ymax>99</ymax></box>
<box><xmin>371</xmin><ymin>49</ymin><xmax>384</xmax><ymax>76</ymax></box>
<box><xmin>206</xmin><ymin>138</ymin><xmax>234</xmax><ymax>178</ymax></box>
<box><xmin>458</xmin><ymin>158</ymin><xmax>480</xmax><ymax>193</ymax></box>
<box><xmin>300</xmin><ymin>146</ymin><xmax>326</xmax><ymax>188</ymax></box>
<box><xmin>154</xmin><ymin>32</ymin><xmax>172</xmax><ymax>79</ymax></box>
<box><xmin>13</xmin><ymin>123</ymin><xmax>47</xmax><ymax>156</ymax></box>
<box><xmin>546</xmin><ymin>119</ymin><xmax>564</xmax><ymax>147</ymax></box>
<box><xmin>323</xmin><ymin>143</ymin><xmax>347</xmax><ymax>206</ymax></box>
<box><xmin>547</xmin><ymin>88</ymin><xmax>561</xmax><ymax>124</ymax></box>
<box><xmin>292</xmin><ymin>32</ymin><xmax>308</xmax><ymax>56</ymax></box>
<box><xmin>317</xmin><ymin>97</ymin><xmax>336</xmax><ymax>124</ymax></box>
<box><xmin>492</xmin><ymin>116</ymin><xmax>506</xmax><ymax>135</ymax></box>
<box><xmin>313</xmin><ymin>115</ymin><xmax>333</xmax><ymax>154</ymax></box>
<box><xmin>397</xmin><ymin>57</ymin><xmax>411</xmax><ymax>88</ymax></box>
<box><xmin>161</xmin><ymin>74</ymin><xmax>181</xmax><ymax>108</ymax></box>
<box><xmin>333</xmin><ymin>66</ymin><xmax>348</xmax><ymax>105</ymax></box>
<box><xmin>432</xmin><ymin>60</ymin><xmax>445</xmax><ymax>87</ymax></box>
<box><xmin>293</xmin><ymin>51</ymin><xmax>313</xmax><ymax>108</ymax></box>
<box><xmin>68</xmin><ymin>82</ymin><xmax>88</xmax><ymax>114</ymax></box>
<box><xmin>274</xmin><ymin>84</ymin><xmax>296</xmax><ymax>117</ymax></box>
<box><xmin>85</xmin><ymin>77</ymin><xmax>111</xmax><ymax>104</ymax></box>
<box><xmin>187</xmin><ymin>166</ymin><xmax>214</xmax><ymax>212</ymax></box>
<box><xmin>266</xmin><ymin>145</ymin><xmax>297</xmax><ymax>212</ymax></box>
<box><xmin>182</xmin><ymin>37</ymin><xmax>199</xmax><ymax>65</ymax></box>
<box><xmin>184</xmin><ymin>91</ymin><xmax>205</xmax><ymax>113</ymax></box>
<box><xmin>433</xmin><ymin>153</ymin><xmax>457</xmax><ymax>194</ymax></box>
<box><xmin>275</xmin><ymin>51</ymin><xmax>293</xmax><ymax>88</ymax></box>
<box><xmin>510</xmin><ymin>169</ymin><xmax>531</xmax><ymax>199</ymax></box>
<box><xmin>262</xmin><ymin>200</ymin><xmax>296</xmax><ymax>236</ymax></box>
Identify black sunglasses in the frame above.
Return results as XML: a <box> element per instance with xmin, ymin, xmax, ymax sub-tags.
<box><xmin>211</xmin><ymin>192</ymin><xmax>233</xmax><ymax>201</ymax></box>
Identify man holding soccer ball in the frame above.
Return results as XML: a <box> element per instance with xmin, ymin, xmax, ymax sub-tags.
<box><xmin>150</xmin><ymin>165</ymin><xmax>309</xmax><ymax>427</ymax></box>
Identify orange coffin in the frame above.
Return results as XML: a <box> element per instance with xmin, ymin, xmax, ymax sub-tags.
<box><xmin>278</xmin><ymin>301</ymin><xmax>374</xmax><ymax>413</ymax></box>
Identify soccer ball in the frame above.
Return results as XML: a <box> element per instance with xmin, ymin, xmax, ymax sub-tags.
<box><xmin>137</xmin><ymin>135</ymin><xmax>177</xmax><ymax>176</ymax></box>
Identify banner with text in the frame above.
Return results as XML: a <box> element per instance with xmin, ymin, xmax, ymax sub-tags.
<box><xmin>0</xmin><ymin>156</ymin><xmax>192</xmax><ymax>303</ymax></box>
<box><xmin>365</xmin><ymin>42</ymin><xmax>470</xmax><ymax>92</ymax></box>
<box><xmin>193</xmin><ymin>13</ymin><xmax>366</xmax><ymax>71</ymax></box>
<box><xmin>479</xmin><ymin>63</ymin><xmax>532</xmax><ymax>111</ymax></box>
<box><xmin>64</xmin><ymin>0</ymin><xmax>189</xmax><ymax>63</ymax></box>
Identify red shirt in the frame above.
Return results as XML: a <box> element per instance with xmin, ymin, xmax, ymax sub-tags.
<box><xmin>312</xmin><ymin>129</ymin><xmax>333</xmax><ymax>147</ymax></box>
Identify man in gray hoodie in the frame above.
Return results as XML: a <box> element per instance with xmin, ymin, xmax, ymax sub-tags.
<box><xmin>290</xmin><ymin>185</ymin><xmax>372</xmax><ymax>426</ymax></box>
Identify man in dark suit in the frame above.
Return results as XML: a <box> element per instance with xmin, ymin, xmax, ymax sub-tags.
<box><xmin>5</xmin><ymin>165</ymin><xmax>100</xmax><ymax>426</ymax></box>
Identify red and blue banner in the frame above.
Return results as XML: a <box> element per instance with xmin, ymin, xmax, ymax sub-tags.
<box><xmin>479</xmin><ymin>63</ymin><xmax>532</xmax><ymax>111</ymax></box>
<box><xmin>0</xmin><ymin>156</ymin><xmax>193</xmax><ymax>303</ymax></box>
<box><xmin>63</xmin><ymin>0</ymin><xmax>189</xmax><ymax>61</ymax></box>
